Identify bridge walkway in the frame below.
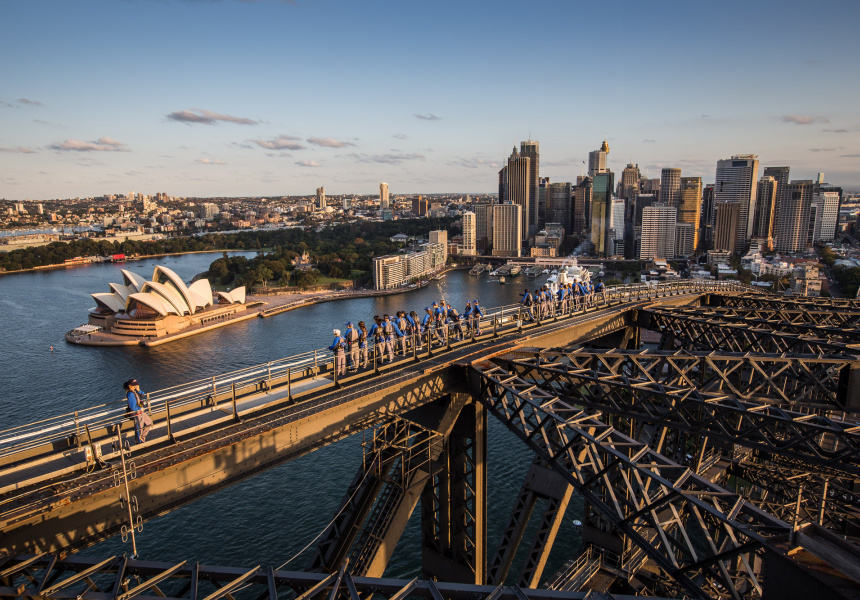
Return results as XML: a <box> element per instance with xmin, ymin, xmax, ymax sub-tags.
<box><xmin>0</xmin><ymin>281</ymin><xmax>748</xmax><ymax>554</ymax></box>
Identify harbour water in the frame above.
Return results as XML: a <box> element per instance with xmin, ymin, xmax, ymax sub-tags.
<box><xmin>1</xmin><ymin>254</ymin><xmax>580</xmax><ymax>581</ymax></box>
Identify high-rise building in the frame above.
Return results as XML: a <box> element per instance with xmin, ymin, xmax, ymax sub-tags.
<box><xmin>412</xmin><ymin>196</ymin><xmax>428</xmax><ymax>217</ymax></box>
<box><xmin>538</xmin><ymin>177</ymin><xmax>549</xmax><ymax>230</ymax></box>
<box><xmin>546</xmin><ymin>182</ymin><xmax>573</xmax><ymax>234</ymax></box>
<box><xmin>678</xmin><ymin>177</ymin><xmax>702</xmax><ymax>250</ymax></box>
<box><xmin>714</xmin><ymin>155</ymin><xmax>759</xmax><ymax>253</ymax></box>
<box><xmin>520</xmin><ymin>140</ymin><xmax>540</xmax><ymax>235</ymax></box>
<box><xmin>35</xmin><ymin>203</ymin><xmax>44</xmax><ymax>215</ymax></box>
<box><xmin>315</xmin><ymin>186</ymin><xmax>326</xmax><ymax>211</ymax></box>
<box><xmin>504</xmin><ymin>146</ymin><xmax>531</xmax><ymax>240</ymax></box>
<box><xmin>475</xmin><ymin>202</ymin><xmax>494</xmax><ymax>252</ymax></box>
<box><xmin>588</xmin><ymin>139</ymin><xmax>609</xmax><ymax>177</ymax></box>
<box><xmin>640</xmin><ymin>204</ymin><xmax>676</xmax><ymax>260</ymax></box>
<box><xmin>763</xmin><ymin>166</ymin><xmax>790</xmax><ymax>237</ymax></box>
<box><xmin>812</xmin><ymin>191</ymin><xmax>840</xmax><ymax>243</ymax></box>
<box><xmin>620</xmin><ymin>163</ymin><xmax>641</xmax><ymax>202</ymax></box>
<box><xmin>573</xmin><ymin>178</ymin><xmax>592</xmax><ymax>233</ymax></box>
<box><xmin>675</xmin><ymin>223</ymin><xmax>695</xmax><ymax>258</ymax></box>
<box><xmin>590</xmin><ymin>172</ymin><xmax>614</xmax><ymax>257</ymax></box>
<box><xmin>492</xmin><ymin>204</ymin><xmax>522</xmax><ymax>257</ymax></box>
<box><xmin>713</xmin><ymin>202</ymin><xmax>740</xmax><ymax>252</ymax></box>
<box><xmin>633</xmin><ymin>194</ymin><xmax>656</xmax><ymax>258</ymax></box>
<box><xmin>429</xmin><ymin>230</ymin><xmax>448</xmax><ymax>263</ymax></box>
<box><xmin>372</xmin><ymin>255</ymin><xmax>407</xmax><ymax>290</ymax></box>
<box><xmin>700</xmin><ymin>184</ymin><xmax>715</xmax><ymax>250</ymax></box>
<box><xmin>379</xmin><ymin>182</ymin><xmax>389</xmax><ymax>210</ymax></box>
<box><xmin>775</xmin><ymin>181</ymin><xmax>813</xmax><ymax>253</ymax></box>
<box><xmin>462</xmin><ymin>212</ymin><xmax>476</xmax><ymax>256</ymax></box>
<box><xmin>752</xmin><ymin>176</ymin><xmax>777</xmax><ymax>250</ymax></box>
<box><xmin>659</xmin><ymin>168</ymin><xmax>682</xmax><ymax>206</ymax></box>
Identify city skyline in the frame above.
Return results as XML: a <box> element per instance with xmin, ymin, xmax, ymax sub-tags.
<box><xmin>1</xmin><ymin>0</ymin><xmax>859</xmax><ymax>200</ymax></box>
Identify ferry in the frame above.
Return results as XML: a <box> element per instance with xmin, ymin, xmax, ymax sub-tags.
<box><xmin>469</xmin><ymin>264</ymin><xmax>486</xmax><ymax>276</ymax></box>
<box><xmin>499</xmin><ymin>276</ymin><xmax>506</xmax><ymax>285</ymax></box>
<box><xmin>546</xmin><ymin>257</ymin><xmax>592</xmax><ymax>294</ymax></box>
<box><xmin>509</xmin><ymin>265</ymin><xmax>522</xmax><ymax>277</ymax></box>
<box><xmin>525</xmin><ymin>266</ymin><xmax>542</xmax><ymax>277</ymax></box>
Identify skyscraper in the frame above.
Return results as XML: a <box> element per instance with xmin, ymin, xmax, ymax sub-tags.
<box><xmin>379</xmin><ymin>182</ymin><xmax>389</xmax><ymax>210</ymax></box>
<box><xmin>678</xmin><ymin>177</ymin><xmax>702</xmax><ymax>250</ymax></box>
<box><xmin>538</xmin><ymin>177</ymin><xmax>549</xmax><ymax>230</ymax></box>
<box><xmin>315</xmin><ymin>186</ymin><xmax>326</xmax><ymax>211</ymax></box>
<box><xmin>505</xmin><ymin>147</ymin><xmax>531</xmax><ymax>241</ymax></box>
<box><xmin>546</xmin><ymin>182</ymin><xmax>573</xmax><ymax>234</ymax></box>
<box><xmin>714</xmin><ymin>202</ymin><xmax>740</xmax><ymax>253</ymax></box>
<box><xmin>475</xmin><ymin>202</ymin><xmax>494</xmax><ymax>252</ymax></box>
<box><xmin>775</xmin><ymin>181</ymin><xmax>813</xmax><ymax>253</ymax></box>
<box><xmin>590</xmin><ymin>172</ymin><xmax>614</xmax><ymax>257</ymax></box>
<box><xmin>763</xmin><ymin>166</ymin><xmax>790</xmax><ymax>239</ymax></box>
<box><xmin>588</xmin><ymin>139</ymin><xmax>609</xmax><ymax>177</ymax></box>
<box><xmin>640</xmin><ymin>204</ymin><xmax>676</xmax><ymax>260</ymax></box>
<box><xmin>752</xmin><ymin>176</ymin><xmax>777</xmax><ymax>250</ymax></box>
<box><xmin>714</xmin><ymin>155</ymin><xmax>759</xmax><ymax>253</ymax></box>
<box><xmin>659</xmin><ymin>168</ymin><xmax>682</xmax><ymax>206</ymax></box>
<box><xmin>520</xmin><ymin>140</ymin><xmax>540</xmax><ymax>236</ymax></box>
<box><xmin>462</xmin><ymin>212</ymin><xmax>476</xmax><ymax>256</ymax></box>
<box><xmin>492</xmin><ymin>204</ymin><xmax>522</xmax><ymax>257</ymax></box>
<box><xmin>700</xmin><ymin>184</ymin><xmax>715</xmax><ymax>251</ymax></box>
<box><xmin>812</xmin><ymin>191</ymin><xmax>840</xmax><ymax>243</ymax></box>
<box><xmin>620</xmin><ymin>163</ymin><xmax>641</xmax><ymax>202</ymax></box>
<box><xmin>573</xmin><ymin>178</ymin><xmax>592</xmax><ymax>233</ymax></box>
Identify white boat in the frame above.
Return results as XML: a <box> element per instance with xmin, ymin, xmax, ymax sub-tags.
<box><xmin>546</xmin><ymin>257</ymin><xmax>592</xmax><ymax>295</ymax></box>
<box><xmin>541</xmin><ymin>269</ymin><xmax>549</xmax><ymax>275</ymax></box>
<box><xmin>489</xmin><ymin>270</ymin><xmax>499</xmax><ymax>277</ymax></box>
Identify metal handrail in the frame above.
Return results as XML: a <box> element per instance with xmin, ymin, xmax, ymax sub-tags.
<box><xmin>0</xmin><ymin>279</ymin><xmax>749</xmax><ymax>460</ymax></box>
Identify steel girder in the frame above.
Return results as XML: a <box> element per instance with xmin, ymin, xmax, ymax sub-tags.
<box><xmin>542</xmin><ymin>348</ymin><xmax>854</xmax><ymax>411</ymax></box>
<box><xmin>710</xmin><ymin>294</ymin><xmax>860</xmax><ymax>312</ymax></box>
<box><xmin>686</xmin><ymin>306</ymin><xmax>860</xmax><ymax>330</ymax></box>
<box><xmin>472</xmin><ymin>363</ymin><xmax>790</xmax><ymax>600</ymax></box>
<box><xmin>0</xmin><ymin>553</ymin><xmax>657</xmax><ymax>600</ymax></box>
<box><xmin>640</xmin><ymin>308</ymin><xmax>855</xmax><ymax>355</ymax></box>
<box><xmin>493</xmin><ymin>351</ymin><xmax>860</xmax><ymax>478</ymax></box>
<box><xmin>724</xmin><ymin>460</ymin><xmax>860</xmax><ymax>535</ymax></box>
<box><xmin>652</xmin><ymin>306</ymin><xmax>860</xmax><ymax>345</ymax></box>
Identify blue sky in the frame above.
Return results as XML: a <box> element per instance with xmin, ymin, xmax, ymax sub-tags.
<box><xmin>2</xmin><ymin>0</ymin><xmax>859</xmax><ymax>200</ymax></box>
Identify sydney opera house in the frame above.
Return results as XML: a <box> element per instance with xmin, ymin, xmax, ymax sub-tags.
<box><xmin>84</xmin><ymin>265</ymin><xmax>247</xmax><ymax>339</ymax></box>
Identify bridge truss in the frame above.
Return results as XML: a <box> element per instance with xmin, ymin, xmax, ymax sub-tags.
<box><xmin>4</xmin><ymin>290</ymin><xmax>860</xmax><ymax>599</ymax></box>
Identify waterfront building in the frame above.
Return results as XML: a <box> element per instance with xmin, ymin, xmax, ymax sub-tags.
<box><xmin>714</xmin><ymin>155</ymin><xmax>759</xmax><ymax>253</ymax></box>
<box><xmin>640</xmin><ymin>203</ymin><xmax>676</xmax><ymax>260</ymax></box>
<box><xmin>678</xmin><ymin>176</ymin><xmax>702</xmax><ymax>250</ymax></box>
<box><xmin>429</xmin><ymin>230</ymin><xmax>448</xmax><ymax>263</ymax></box>
<box><xmin>372</xmin><ymin>242</ymin><xmax>446</xmax><ymax>290</ymax></box>
<box><xmin>462</xmin><ymin>212</ymin><xmax>476</xmax><ymax>256</ymax></box>
<box><xmin>380</xmin><ymin>182</ymin><xmax>389</xmax><ymax>210</ymax></box>
<box><xmin>475</xmin><ymin>202</ymin><xmax>494</xmax><ymax>252</ymax></box>
<box><xmin>492</xmin><ymin>203</ymin><xmax>522</xmax><ymax>258</ymax></box>
<box><xmin>87</xmin><ymin>266</ymin><xmax>246</xmax><ymax>338</ymax></box>
<box><xmin>659</xmin><ymin>168</ymin><xmax>681</xmax><ymax>207</ymax></box>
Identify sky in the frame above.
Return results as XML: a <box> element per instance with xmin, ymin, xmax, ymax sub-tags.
<box><xmin>1</xmin><ymin>0</ymin><xmax>859</xmax><ymax>200</ymax></box>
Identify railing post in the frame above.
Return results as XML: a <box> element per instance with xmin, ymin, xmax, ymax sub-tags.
<box><xmin>287</xmin><ymin>367</ymin><xmax>292</xmax><ymax>401</ymax></box>
<box><xmin>493</xmin><ymin>314</ymin><xmax>498</xmax><ymax>338</ymax></box>
<box><xmin>426</xmin><ymin>328</ymin><xmax>433</xmax><ymax>357</ymax></box>
<box><xmin>212</xmin><ymin>376</ymin><xmax>217</xmax><ymax>402</ymax></box>
<box><xmin>231</xmin><ymin>383</ymin><xmax>238</xmax><ymax>421</ymax></box>
<box><xmin>314</xmin><ymin>349</ymin><xmax>318</xmax><ymax>371</ymax></box>
<box><xmin>413</xmin><ymin>331</ymin><xmax>418</xmax><ymax>362</ymax></box>
<box><xmin>166</xmin><ymin>401</ymin><xmax>175</xmax><ymax>443</ymax></box>
<box><xmin>374</xmin><ymin>340</ymin><xmax>380</xmax><ymax>372</ymax></box>
<box><xmin>267</xmin><ymin>363</ymin><xmax>272</xmax><ymax>385</ymax></box>
<box><xmin>333</xmin><ymin>354</ymin><xmax>339</xmax><ymax>388</ymax></box>
<box><xmin>446</xmin><ymin>323</ymin><xmax>451</xmax><ymax>350</ymax></box>
<box><xmin>74</xmin><ymin>410</ymin><xmax>81</xmax><ymax>447</ymax></box>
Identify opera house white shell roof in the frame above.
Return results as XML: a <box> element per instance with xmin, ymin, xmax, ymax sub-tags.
<box><xmin>90</xmin><ymin>265</ymin><xmax>245</xmax><ymax>319</ymax></box>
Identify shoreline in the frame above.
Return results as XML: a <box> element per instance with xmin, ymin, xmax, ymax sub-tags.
<box><xmin>66</xmin><ymin>265</ymin><xmax>467</xmax><ymax>347</ymax></box>
<box><xmin>0</xmin><ymin>248</ymin><xmax>256</xmax><ymax>277</ymax></box>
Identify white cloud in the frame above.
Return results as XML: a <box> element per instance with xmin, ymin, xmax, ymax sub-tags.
<box><xmin>296</xmin><ymin>160</ymin><xmax>321</xmax><ymax>167</ymax></box>
<box><xmin>250</xmin><ymin>135</ymin><xmax>304</xmax><ymax>150</ymax></box>
<box><xmin>49</xmin><ymin>137</ymin><xmax>129</xmax><ymax>152</ymax></box>
<box><xmin>196</xmin><ymin>157</ymin><xmax>226</xmax><ymax>164</ymax></box>
<box><xmin>167</xmin><ymin>108</ymin><xmax>258</xmax><ymax>125</ymax></box>
<box><xmin>307</xmin><ymin>137</ymin><xmax>355</xmax><ymax>148</ymax></box>
<box><xmin>782</xmin><ymin>114</ymin><xmax>829</xmax><ymax>125</ymax></box>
